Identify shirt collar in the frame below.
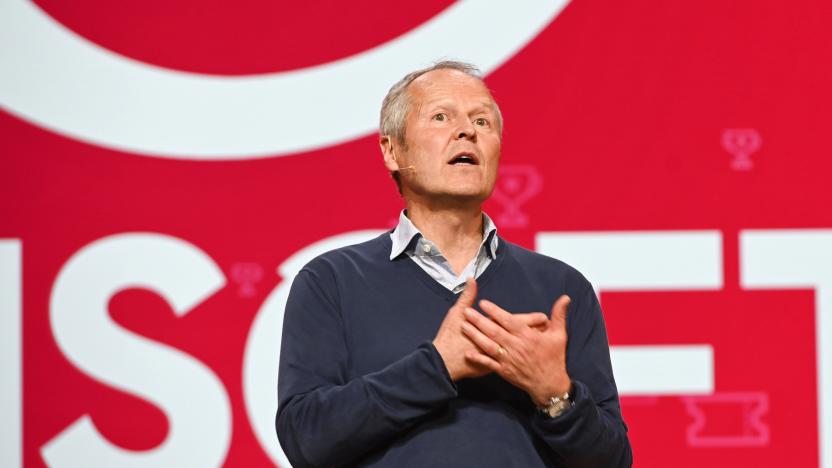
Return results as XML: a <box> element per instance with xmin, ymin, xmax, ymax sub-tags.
<box><xmin>389</xmin><ymin>210</ymin><xmax>499</xmax><ymax>260</ymax></box>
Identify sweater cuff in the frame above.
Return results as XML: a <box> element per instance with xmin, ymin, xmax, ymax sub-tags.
<box><xmin>532</xmin><ymin>379</ymin><xmax>595</xmax><ymax>429</ymax></box>
<box><xmin>422</xmin><ymin>341</ymin><xmax>458</xmax><ymax>395</ymax></box>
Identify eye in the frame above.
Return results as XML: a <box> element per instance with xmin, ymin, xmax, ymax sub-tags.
<box><xmin>474</xmin><ymin>117</ymin><xmax>489</xmax><ymax>127</ymax></box>
<box><xmin>432</xmin><ymin>113</ymin><xmax>447</xmax><ymax>122</ymax></box>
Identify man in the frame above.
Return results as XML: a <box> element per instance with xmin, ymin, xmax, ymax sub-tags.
<box><xmin>276</xmin><ymin>61</ymin><xmax>632</xmax><ymax>467</ymax></box>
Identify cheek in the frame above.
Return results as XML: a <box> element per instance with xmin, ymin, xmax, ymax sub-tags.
<box><xmin>411</xmin><ymin>136</ymin><xmax>447</xmax><ymax>160</ymax></box>
<box><xmin>486</xmin><ymin>152</ymin><xmax>501</xmax><ymax>183</ymax></box>
<box><xmin>484</xmin><ymin>143</ymin><xmax>501</xmax><ymax>170</ymax></box>
<box><xmin>487</xmin><ymin>166</ymin><xmax>500</xmax><ymax>186</ymax></box>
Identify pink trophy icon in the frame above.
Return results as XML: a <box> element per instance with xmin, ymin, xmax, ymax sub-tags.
<box><xmin>491</xmin><ymin>165</ymin><xmax>543</xmax><ymax>228</ymax></box>
<box><xmin>722</xmin><ymin>128</ymin><xmax>762</xmax><ymax>171</ymax></box>
<box><xmin>230</xmin><ymin>262</ymin><xmax>264</xmax><ymax>298</ymax></box>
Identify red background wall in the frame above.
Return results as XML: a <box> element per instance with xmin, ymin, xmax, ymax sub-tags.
<box><xmin>2</xmin><ymin>1</ymin><xmax>831</xmax><ymax>466</ymax></box>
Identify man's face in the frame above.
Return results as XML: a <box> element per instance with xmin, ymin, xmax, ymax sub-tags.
<box><xmin>383</xmin><ymin>69</ymin><xmax>502</xmax><ymax>204</ymax></box>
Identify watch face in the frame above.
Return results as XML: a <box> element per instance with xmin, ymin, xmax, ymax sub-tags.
<box><xmin>547</xmin><ymin>400</ymin><xmax>570</xmax><ymax>418</ymax></box>
<box><xmin>546</xmin><ymin>405</ymin><xmax>558</xmax><ymax>418</ymax></box>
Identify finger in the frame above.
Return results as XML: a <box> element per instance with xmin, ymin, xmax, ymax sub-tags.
<box><xmin>461</xmin><ymin>321</ymin><xmax>503</xmax><ymax>358</ymax></box>
<box><xmin>549</xmin><ymin>295</ymin><xmax>571</xmax><ymax>330</ymax></box>
<box><xmin>464</xmin><ymin>307</ymin><xmax>516</xmax><ymax>346</ymax></box>
<box><xmin>479</xmin><ymin>299</ymin><xmax>523</xmax><ymax>334</ymax></box>
<box><xmin>454</xmin><ymin>278</ymin><xmax>478</xmax><ymax>309</ymax></box>
<box><xmin>464</xmin><ymin>350</ymin><xmax>502</xmax><ymax>372</ymax></box>
<box><xmin>517</xmin><ymin>312</ymin><xmax>549</xmax><ymax>328</ymax></box>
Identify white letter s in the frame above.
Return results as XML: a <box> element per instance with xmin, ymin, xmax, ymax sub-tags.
<box><xmin>42</xmin><ymin>233</ymin><xmax>231</xmax><ymax>468</ymax></box>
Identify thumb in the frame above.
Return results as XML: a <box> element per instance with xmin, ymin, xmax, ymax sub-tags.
<box><xmin>549</xmin><ymin>295</ymin><xmax>571</xmax><ymax>329</ymax></box>
<box><xmin>454</xmin><ymin>278</ymin><xmax>478</xmax><ymax>309</ymax></box>
<box><xmin>518</xmin><ymin>312</ymin><xmax>549</xmax><ymax>328</ymax></box>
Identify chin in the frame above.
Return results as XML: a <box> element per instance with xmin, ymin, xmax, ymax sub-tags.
<box><xmin>407</xmin><ymin>182</ymin><xmax>489</xmax><ymax>204</ymax></box>
<box><xmin>443</xmin><ymin>189</ymin><xmax>489</xmax><ymax>204</ymax></box>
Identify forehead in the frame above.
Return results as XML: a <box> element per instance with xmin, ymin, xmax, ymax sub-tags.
<box><xmin>407</xmin><ymin>68</ymin><xmax>493</xmax><ymax>106</ymax></box>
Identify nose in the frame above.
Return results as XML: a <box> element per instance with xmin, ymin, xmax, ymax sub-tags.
<box><xmin>455</xmin><ymin>119</ymin><xmax>476</xmax><ymax>141</ymax></box>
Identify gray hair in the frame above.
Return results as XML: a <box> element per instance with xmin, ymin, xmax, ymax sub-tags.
<box><xmin>379</xmin><ymin>60</ymin><xmax>503</xmax><ymax>145</ymax></box>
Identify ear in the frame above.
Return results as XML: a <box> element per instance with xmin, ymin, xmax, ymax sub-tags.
<box><xmin>380</xmin><ymin>135</ymin><xmax>400</xmax><ymax>172</ymax></box>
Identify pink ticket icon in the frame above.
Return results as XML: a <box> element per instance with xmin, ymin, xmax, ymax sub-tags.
<box><xmin>680</xmin><ymin>392</ymin><xmax>769</xmax><ymax>447</ymax></box>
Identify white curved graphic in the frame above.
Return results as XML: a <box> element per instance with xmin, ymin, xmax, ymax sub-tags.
<box><xmin>0</xmin><ymin>1</ymin><xmax>569</xmax><ymax>159</ymax></box>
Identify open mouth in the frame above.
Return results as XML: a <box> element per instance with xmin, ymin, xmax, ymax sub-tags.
<box><xmin>448</xmin><ymin>152</ymin><xmax>479</xmax><ymax>165</ymax></box>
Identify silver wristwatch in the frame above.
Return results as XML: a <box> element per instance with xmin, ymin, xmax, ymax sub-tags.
<box><xmin>539</xmin><ymin>390</ymin><xmax>574</xmax><ymax>418</ymax></box>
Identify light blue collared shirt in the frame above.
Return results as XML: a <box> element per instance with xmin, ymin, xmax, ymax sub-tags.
<box><xmin>389</xmin><ymin>210</ymin><xmax>499</xmax><ymax>293</ymax></box>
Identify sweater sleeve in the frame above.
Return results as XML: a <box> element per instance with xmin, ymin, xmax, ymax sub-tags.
<box><xmin>275</xmin><ymin>265</ymin><xmax>458</xmax><ymax>468</ymax></box>
<box><xmin>530</xmin><ymin>279</ymin><xmax>633</xmax><ymax>467</ymax></box>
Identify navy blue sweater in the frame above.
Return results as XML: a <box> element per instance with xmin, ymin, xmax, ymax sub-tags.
<box><xmin>276</xmin><ymin>233</ymin><xmax>632</xmax><ymax>467</ymax></box>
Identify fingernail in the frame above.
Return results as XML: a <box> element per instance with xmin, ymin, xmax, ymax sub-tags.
<box><xmin>464</xmin><ymin>307</ymin><xmax>476</xmax><ymax>317</ymax></box>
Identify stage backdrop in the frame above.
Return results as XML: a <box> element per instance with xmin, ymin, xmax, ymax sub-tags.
<box><xmin>2</xmin><ymin>1</ymin><xmax>832</xmax><ymax>466</ymax></box>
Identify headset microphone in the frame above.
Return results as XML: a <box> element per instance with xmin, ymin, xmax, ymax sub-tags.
<box><xmin>398</xmin><ymin>165</ymin><xmax>416</xmax><ymax>172</ymax></box>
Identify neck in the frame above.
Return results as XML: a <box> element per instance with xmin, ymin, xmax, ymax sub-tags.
<box><xmin>405</xmin><ymin>199</ymin><xmax>484</xmax><ymax>274</ymax></box>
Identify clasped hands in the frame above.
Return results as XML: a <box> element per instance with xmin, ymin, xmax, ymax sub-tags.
<box><xmin>433</xmin><ymin>278</ymin><xmax>572</xmax><ymax>407</ymax></box>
